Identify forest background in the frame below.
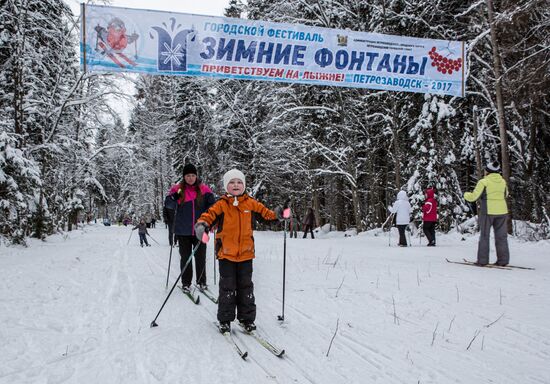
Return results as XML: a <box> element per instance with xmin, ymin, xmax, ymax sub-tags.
<box><xmin>1</xmin><ymin>0</ymin><xmax>548</xmax><ymax>244</ymax></box>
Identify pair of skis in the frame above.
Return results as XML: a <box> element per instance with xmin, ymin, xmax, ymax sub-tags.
<box><xmin>217</xmin><ymin>322</ymin><xmax>285</xmax><ymax>359</ymax></box>
<box><xmin>181</xmin><ymin>286</ymin><xmax>285</xmax><ymax>359</ymax></box>
<box><xmin>446</xmin><ymin>258</ymin><xmax>534</xmax><ymax>270</ymax></box>
<box><xmin>180</xmin><ymin>285</ymin><xmax>219</xmax><ymax>305</ymax></box>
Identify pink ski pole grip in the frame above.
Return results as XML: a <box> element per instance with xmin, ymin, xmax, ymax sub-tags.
<box><xmin>201</xmin><ymin>232</ymin><xmax>210</xmax><ymax>244</ymax></box>
<box><xmin>283</xmin><ymin>208</ymin><xmax>291</xmax><ymax>219</ymax></box>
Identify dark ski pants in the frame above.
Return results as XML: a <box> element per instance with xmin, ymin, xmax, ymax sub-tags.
<box><xmin>303</xmin><ymin>225</ymin><xmax>314</xmax><ymax>239</ymax></box>
<box><xmin>217</xmin><ymin>259</ymin><xmax>255</xmax><ymax>324</ymax></box>
<box><xmin>423</xmin><ymin>221</ymin><xmax>436</xmax><ymax>245</ymax></box>
<box><xmin>477</xmin><ymin>214</ymin><xmax>510</xmax><ymax>265</ymax></box>
<box><xmin>139</xmin><ymin>233</ymin><xmax>149</xmax><ymax>246</ymax></box>
<box><xmin>397</xmin><ymin>225</ymin><xmax>408</xmax><ymax>246</ymax></box>
<box><xmin>177</xmin><ymin>235</ymin><xmax>206</xmax><ymax>287</ymax></box>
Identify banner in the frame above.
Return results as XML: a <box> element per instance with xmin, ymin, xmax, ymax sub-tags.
<box><xmin>81</xmin><ymin>4</ymin><xmax>466</xmax><ymax>97</ymax></box>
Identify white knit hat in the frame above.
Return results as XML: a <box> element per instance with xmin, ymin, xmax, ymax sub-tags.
<box><xmin>486</xmin><ymin>160</ymin><xmax>501</xmax><ymax>173</ymax></box>
<box><xmin>223</xmin><ymin>169</ymin><xmax>246</xmax><ymax>193</ymax></box>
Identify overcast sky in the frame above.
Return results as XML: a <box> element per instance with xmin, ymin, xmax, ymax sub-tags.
<box><xmin>66</xmin><ymin>0</ymin><xmax>230</xmax><ymax>17</ymax></box>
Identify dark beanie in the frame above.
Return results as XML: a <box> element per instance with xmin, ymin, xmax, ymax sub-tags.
<box><xmin>183</xmin><ymin>163</ymin><xmax>197</xmax><ymax>176</ymax></box>
<box><xmin>485</xmin><ymin>160</ymin><xmax>501</xmax><ymax>173</ymax></box>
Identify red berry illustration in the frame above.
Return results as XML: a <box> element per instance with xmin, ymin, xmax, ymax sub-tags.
<box><xmin>428</xmin><ymin>47</ymin><xmax>462</xmax><ymax>75</ymax></box>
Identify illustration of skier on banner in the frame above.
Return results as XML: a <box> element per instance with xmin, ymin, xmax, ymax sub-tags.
<box><xmin>94</xmin><ymin>17</ymin><xmax>139</xmax><ymax>68</ymax></box>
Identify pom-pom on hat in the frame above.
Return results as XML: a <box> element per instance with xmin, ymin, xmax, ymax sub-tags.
<box><xmin>485</xmin><ymin>160</ymin><xmax>501</xmax><ymax>173</ymax></box>
<box><xmin>183</xmin><ymin>163</ymin><xmax>197</xmax><ymax>176</ymax></box>
<box><xmin>223</xmin><ymin>169</ymin><xmax>246</xmax><ymax>193</ymax></box>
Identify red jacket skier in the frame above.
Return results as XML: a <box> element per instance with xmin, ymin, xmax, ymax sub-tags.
<box><xmin>422</xmin><ymin>188</ymin><xmax>438</xmax><ymax>246</ymax></box>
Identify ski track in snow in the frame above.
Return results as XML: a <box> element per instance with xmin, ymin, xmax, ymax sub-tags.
<box><xmin>1</xmin><ymin>224</ymin><xmax>550</xmax><ymax>384</ymax></box>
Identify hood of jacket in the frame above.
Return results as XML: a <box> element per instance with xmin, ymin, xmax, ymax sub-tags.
<box><xmin>397</xmin><ymin>190</ymin><xmax>408</xmax><ymax>201</ymax></box>
<box><xmin>426</xmin><ymin>188</ymin><xmax>435</xmax><ymax>199</ymax></box>
<box><xmin>486</xmin><ymin>173</ymin><xmax>506</xmax><ymax>184</ymax></box>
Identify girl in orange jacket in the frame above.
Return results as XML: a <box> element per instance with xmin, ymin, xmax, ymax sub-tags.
<box><xmin>194</xmin><ymin>169</ymin><xmax>284</xmax><ymax>333</ymax></box>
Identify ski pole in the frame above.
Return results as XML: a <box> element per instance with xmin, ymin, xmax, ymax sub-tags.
<box><xmin>127</xmin><ymin>229</ymin><xmax>134</xmax><ymax>245</ymax></box>
<box><xmin>212</xmin><ymin>229</ymin><xmax>217</xmax><ymax>285</ymax></box>
<box><xmin>166</xmin><ymin>244</ymin><xmax>174</xmax><ymax>289</ymax></box>
<box><xmin>381</xmin><ymin>213</ymin><xmax>394</xmax><ymax>230</ymax></box>
<box><xmin>147</xmin><ymin>233</ymin><xmax>160</xmax><ymax>245</ymax></box>
<box><xmin>278</xmin><ymin>219</ymin><xmax>288</xmax><ymax>322</ymax></box>
<box><xmin>151</xmin><ymin>242</ymin><xmax>201</xmax><ymax>328</ymax></box>
<box><xmin>166</xmin><ymin>205</ymin><xmax>179</xmax><ymax>289</ymax></box>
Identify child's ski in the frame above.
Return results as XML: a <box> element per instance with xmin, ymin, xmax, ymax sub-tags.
<box><xmin>462</xmin><ymin>259</ymin><xmax>534</xmax><ymax>270</ymax></box>
<box><xmin>180</xmin><ymin>286</ymin><xmax>200</xmax><ymax>304</ymax></box>
<box><xmin>195</xmin><ymin>285</ymin><xmax>219</xmax><ymax>304</ymax></box>
<box><xmin>446</xmin><ymin>258</ymin><xmax>512</xmax><ymax>270</ymax></box>
<box><xmin>238</xmin><ymin>323</ymin><xmax>285</xmax><ymax>357</ymax></box>
<box><xmin>215</xmin><ymin>323</ymin><xmax>248</xmax><ymax>360</ymax></box>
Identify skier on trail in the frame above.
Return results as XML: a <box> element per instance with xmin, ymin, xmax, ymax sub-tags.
<box><xmin>422</xmin><ymin>187</ymin><xmax>438</xmax><ymax>246</ymax></box>
<box><xmin>464</xmin><ymin>160</ymin><xmax>510</xmax><ymax>266</ymax></box>
<box><xmin>389</xmin><ymin>190</ymin><xmax>411</xmax><ymax>247</ymax></box>
<box><xmin>289</xmin><ymin>209</ymin><xmax>300</xmax><ymax>239</ymax></box>
<box><xmin>132</xmin><ymin>219</ymin><xmax>150</xmax><ymax>247</ymax></box>
<box><xmin>193</xmin><ymin>169</ymin><xmax>289</xmax><ymax>334</ymax></box>
<box><xmin>302</xmin><ymin>207</ymin><xmax>316</xmax><ymax>239</ymax></box>
<box><xmin>171</xmin><ymin>164</ymin><xmax>216</xmax><ymax>292</ymax></box>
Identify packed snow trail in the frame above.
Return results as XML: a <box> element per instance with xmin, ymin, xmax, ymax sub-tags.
<box><xmin>1</xmin><ymin>224</ymin><xmax>549</xmax><ymax>384</ymax></box>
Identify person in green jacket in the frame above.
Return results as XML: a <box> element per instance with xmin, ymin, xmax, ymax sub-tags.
<box><xmin>464</xmin><ymin>160</ymin><xmax>510</xmax><ymax>266</ymax></box>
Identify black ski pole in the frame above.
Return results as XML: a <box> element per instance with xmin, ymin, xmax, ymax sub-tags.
<box><xmin>212</xmin><ymin>229</ymin><xmax>217</xmax><ymax>285</ymax></box>
<box><xmin>166</xmin><ymin>244</ymin><xmax>173</xmax><ymax>289</ymax></box>
<box><xmin>147</xmin><ymin>233</ymin><xmax>160</xmax><ymax>245</ymax></box>
<box><xmin>165</xmin><ymin>201</ymin><xmax>179</xmax><ymax>289</ymax></box>
<box><xmin>151</xmin><ymin>242</ymin><xmax>201</xmax><ymax>328</ymax></box>
<box><xmin>277</xmin><ymin>219</ymin><xmax>288</xmax><ymax>322</ymax></box>
<box><xmin>127</xmin><ymin>229</ymin><xmax>134</xmax><ymax>245</ymax></box>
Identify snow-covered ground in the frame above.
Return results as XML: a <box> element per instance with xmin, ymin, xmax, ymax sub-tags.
<box><xmin>1</xmin><ymin>224</ymin><xmax>549</xmax><ymax>384</ymax></box>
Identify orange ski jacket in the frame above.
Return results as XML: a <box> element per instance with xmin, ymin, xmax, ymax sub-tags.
<box><xmin>197</xmin><ymin>194</ymin><xmax>277</xmax><ymax>262</ymax></box>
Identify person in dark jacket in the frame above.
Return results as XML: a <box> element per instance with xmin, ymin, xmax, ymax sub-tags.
<box><xmin>302</xmin><ymin>207</ymin><xmax>316</xmax><ymax>239</ymax></box>
<box><xmin>422</xmin><ymin>188</ymin><xmax>438</xmax><ymax>246</ymax></box>
<box><xmin>171</xmin><ymin>164</ymin><xmax>216</xmax><ymax>290</ymax></box>
<box><xmin>132</xmin><ymin>219</ymin><xmax>150</xmax><ymax>247</ymax></box>
<box><xmin>163</xmin><ymin>192</ymin><xmax>177</xmax><ymax>246</ymax></box>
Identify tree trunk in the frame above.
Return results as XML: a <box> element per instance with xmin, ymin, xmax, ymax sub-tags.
<box><xmin>472</xmin><ymin>106</ymin><xmax>483</xmax><ymax>180</ymax></box>
<box><xmin>486</xmin><ymin>0</ymin><xmax>512</xmax><ymax>232</ymax></box>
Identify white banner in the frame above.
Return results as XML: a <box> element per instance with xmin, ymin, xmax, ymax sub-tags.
<box><xmin>81</xmin><ymin>4</ymin><xmax>466</xmax><ymax>97</ymax></box>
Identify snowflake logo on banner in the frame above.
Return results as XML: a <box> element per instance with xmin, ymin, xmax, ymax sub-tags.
<box><xmin>150</xmin><ymin>18</ymin><xmax>196</xmax><ymax>72</ymax></box>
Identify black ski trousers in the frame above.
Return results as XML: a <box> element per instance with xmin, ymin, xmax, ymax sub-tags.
<box><xmin>217</xmin><ymin>259</ymin><xmax>255</xmax><ymax>324</ymax></box>
<box><xmin>397</xmin><ymin>225</ymin><xmax>408</xmax><ymax>246</ymax></box>
<box><xmin>139</xmin><ymin>233</ymin><xmax>149</xmax><ymax>246</ymax></box>
<box><xmin>303</xmin><ymin>225</ymin><xmax>315</xmax><ymax>239</ymax></box>
<box><xmin>423</xmin><ymin>221</ymin><xmax>436</xmax><ymax>244</ymax></box>
<box><xmin>177</xmin><ymin>235</ymin><xmax>206</xmax><ymax>287</ymax></box>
